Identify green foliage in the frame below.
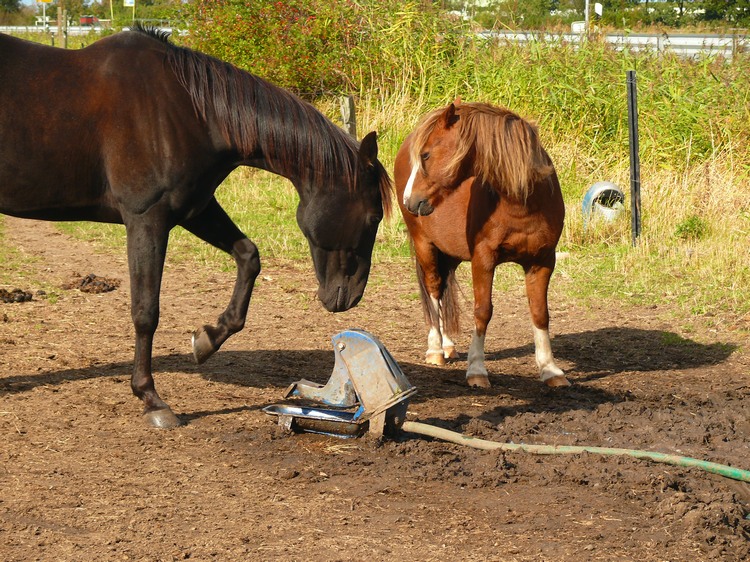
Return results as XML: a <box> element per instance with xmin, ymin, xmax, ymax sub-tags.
<box><xmin>675</xmin><ymin>215</ymin><xmax>709</xmax><ymax>240</ymax></box>
<box><xmin>184</xmin><ymin>0</ymin><xmax>467</xmax><ymax>95</ymax></box>
<box><xmin>0</xmin><ymin>0</ymin><xmax>20</xmax><ymax>13</ymax></box>
<box><xmin>184</xmin><ymin>2</ymin><xmax>750</xmax><ymax>170</ymax></box>
<box><xmin>185</xmin><ymin>0</ymin><xmax>363</xmax><ymax>93</ymax></box>
<box><xmin>702</xmin><ymin>0</ymin><xmax>750</xmax><ymax>25</ymax></box>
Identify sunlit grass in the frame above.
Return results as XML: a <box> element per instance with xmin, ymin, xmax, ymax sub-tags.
<box><xmin>0</xmin><ymin>217</ymin><xmax>36</xmax><ymax>287</ymax></box>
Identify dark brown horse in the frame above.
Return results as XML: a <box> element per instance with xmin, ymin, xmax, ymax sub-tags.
<box><xmin>395</xmin><ymin>101</ymin><xmax>568</xmax><ymax>389</ymax></box>
<box><xmin>0</xmin><ymin>28</ymin><xmax>392</xmax><ymax>427</ymax></box>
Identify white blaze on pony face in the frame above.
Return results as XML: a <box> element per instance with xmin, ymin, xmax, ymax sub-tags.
<box><xmin>402</xmin><ymin>163</ymin><xmax>420</xmax><ymax>208</ymax></box>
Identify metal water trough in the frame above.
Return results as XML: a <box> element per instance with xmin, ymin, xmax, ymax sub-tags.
<box><xmin>264</xmin><ymin>329</ymin><xmax>416</xmax><ymax>438</ymax></box>
<box><xmin>263</xmin><ymin>330</ymin><xmax>750</xmax><ymax>484</ymax></box>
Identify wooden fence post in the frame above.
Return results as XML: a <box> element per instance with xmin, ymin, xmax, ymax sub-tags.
<box><xmin>339</xmin><ymin>95</ymin><xmax>357</xmax><ymax>139</ymax></box>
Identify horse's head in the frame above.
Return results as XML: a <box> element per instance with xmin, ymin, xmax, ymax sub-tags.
<box><xmin>401</xmin><ymin>101</ymin><xmax>464</xmax><ymax>217</ymax></box>
<box><xmin>296</xmin><ymin>131</ymin><xmax>391</xmax><ymax>312</ymax></box>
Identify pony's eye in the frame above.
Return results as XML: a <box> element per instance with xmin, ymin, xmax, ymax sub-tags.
<box><xmin>421</xmin><ymin>152</ymin><xmax>430</xmax><ymax>161</ymax></box>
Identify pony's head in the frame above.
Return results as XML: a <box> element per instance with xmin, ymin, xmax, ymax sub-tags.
<box><xmin>401</xmin><ymin>100</ymin><xmax>553</xmax><ymax>216</ymax></box>
<box><xmin>295</xmin><ymin>131</ymin><xmax>392</xmax><ymax>312</ymax></box>
<box><xmin>401</xmin><ymin>102</ymin><xmax>462</xmax><ymax>216</ymax></box>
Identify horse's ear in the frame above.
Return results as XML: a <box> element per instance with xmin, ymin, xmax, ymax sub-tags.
<box><xmin>359</xmin><ymin>131</ymin><xmax>378</xmax><ymax>167</ymax></box>
<box><xmin>441</xmin><ymin>103</ymin><xmax>460</xmax><ymax>129</ymax></box>
<box><xmin>453</xmin><ymin>96</ymin><xmax>462</xmax><ymax>107</ymax></box>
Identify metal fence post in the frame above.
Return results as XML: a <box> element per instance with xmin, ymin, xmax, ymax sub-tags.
<box><xmin>627</xmin><ymin>70</ymin><xmax>642</xmax><ymax>246</ymax></box>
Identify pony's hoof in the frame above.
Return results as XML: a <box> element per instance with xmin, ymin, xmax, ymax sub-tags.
<box><xmin>192</xmin><ymin>326</ymin><xmax>216</xmax><ymax>364</ymax></box>
<box><xmin>466</xmin><ymin>374</ymin><xmax>491</xmax><ymax>388</ymax></box>
<box><xmin>143</xmin><ymin>408</ymin><xmax>183</xmax><ymax>429</ymax></box>
<box><xmin>544</xmin><ymin>375</ymin><xmax>571</xmax><ymax>388</ymax></box>
<box><xmin>425</xmin><ymin>351</ymin><xmax>446</xmax><ymax>366</ymax></box>
<box><xmin>443</xmin><ymin>347</ymin><xmax>459</xmax><ymax>360</ymax></box>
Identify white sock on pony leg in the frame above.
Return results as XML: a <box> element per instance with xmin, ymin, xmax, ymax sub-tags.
<box><xmin>426</xmin><ymin>325</ymin><xmax>445</xmax><ymax>365</ymax></box>
<box><xmin>465</xmin><ymin>329</ymin><xmax>490</xmax><ymax>387</ymax></box>
<box><xmin>425</xmin><ymin>294</ymin><xmax>445</xmax><ymax>364</ymax></box>
<box><xmin>532</xmin><ymin>325</ymin><xmax>569</xmax><ymax>387</ymax></box>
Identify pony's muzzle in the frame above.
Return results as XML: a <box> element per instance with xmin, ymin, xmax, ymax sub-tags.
<box><xmin>406</xmin><ymin>198</ymin><xmax>434</xmax><ymax>217</ymax></box>
<box><xmin>403</xmin><ymin>163</ymin><xmax>435</xmax><ymax>216</ymax></box>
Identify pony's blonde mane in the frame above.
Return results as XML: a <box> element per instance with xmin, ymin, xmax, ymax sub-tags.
<box><xmin>409</xmin><ymin>102</ymin><xmax>554</xmax><ymax>201</ymax></box>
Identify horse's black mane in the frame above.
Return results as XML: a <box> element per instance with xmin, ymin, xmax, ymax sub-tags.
<box><xmin>134</xmin><ymin>23</ymin><xmax>171</xmax><ymax>45</ymax></box>
<box><xmin>132</xmin><ymin>25</ymin><xmax>364</xmax><ymax>191</ymax></box>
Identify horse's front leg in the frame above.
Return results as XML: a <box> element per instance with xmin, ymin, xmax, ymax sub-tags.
<box><xmin>180</xmin><ymin>198</ymin><xmax>260</xmax><ymax>364</ymax></box>
<box><xmin>125</xmin><ymin>214</ymin><xmax>181</xmax><ymax>428</ymax></box>
<box><xmin>466</xmin><ymin>261</ymin><xmax>494</xmax><ymax>388</ymax></box>
<box><xmin>524</xmin><ymin>259</ymin><xmax>569</xmax><ymax>388</ymax></box>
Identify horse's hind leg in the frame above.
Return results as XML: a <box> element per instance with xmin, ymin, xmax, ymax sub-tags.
<box><xmin>179</xmin><ymin>198</ymin><xmax>260</xmax><ymax>364</ymax></box>
<box><xmin>125</xmin><ymin>213</ymin><xmax>181</xmax><ymax>428</ymax></box>
<box><xmin>427</xmin><ymin>304</ymin><xmax>459</xmax><ymax>362</ymax></box>
<box><xmin>415</xmin><ymin>247</ymin><xmax>459</xmax><ymax>365</ymax></box>
<box><xmin>524</xmin><ymin>259</ymin><xmax>569</xmax><ymax>388</ymax></box>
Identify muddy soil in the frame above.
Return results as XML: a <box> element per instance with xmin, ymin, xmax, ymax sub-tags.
<box><xmin>1</xmin><ymin>216</ymin><xmax>749</xmax><ymax>561</ymax></box>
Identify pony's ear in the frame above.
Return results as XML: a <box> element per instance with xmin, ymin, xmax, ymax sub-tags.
<box><xmin>441</xmin><ymin>103</ymin><xmax>460</xmax><ymax>129</ymax></box>
<box><xmin>453</xmin><ymin>96</ymin><xmax>462</xmax><ymax>107</ymax></box>
<box><xmin>359</xmin><ymin>131</ymin><xmax>378</xmax><ymax>167</ymax></box>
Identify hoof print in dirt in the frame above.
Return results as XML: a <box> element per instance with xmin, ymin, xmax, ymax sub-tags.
<box><xmin>63</xmin><ymin>273</ymin><xmax>121</xmax><ymax>294</ymax></box>
<box><xmin>0</xmin><ymin>288</ymin><xmax>34</xmax><ymax>303</ymax></box>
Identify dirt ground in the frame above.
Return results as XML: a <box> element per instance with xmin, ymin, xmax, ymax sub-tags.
<box><xmin>1</xmin><ymin>215</ymin><xmax>749</xmax><ymax>562</ymax></box>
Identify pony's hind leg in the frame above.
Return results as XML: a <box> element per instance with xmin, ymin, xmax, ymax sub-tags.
<box><xmin>524</xmin><ymin>260</ymin><xmax>569</xmax><ymax>388</ymax></box>
<box><xmin>180</xmin><ymin>198</ymin><xmax>261</xmax><ymax>364</ymax></box>
<box><xmin>415</xmin><ymin>251</ymin><xmax>460</xmax><ymax>365</ymax></box>
<box><xmin>425</xmin><ymin>295</ymin><xmax>452</xmax><ymax>365</ymax></box>
<box><xmin>425</xmin><ymin>295</ymin><xmax>445</xmax><ymax>365</ymax></box>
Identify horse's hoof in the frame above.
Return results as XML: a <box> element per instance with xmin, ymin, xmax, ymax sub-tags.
<box><xmin>544</xmin><ymin>375</ymin><xmax>571</xmax><ymax>388</ymax></box>
<box><xmin>466</xmin><ymin>374</ymin><xmax>491</xmax><ymax>388</ymax></box>
<box><xmin>443</xmin><ymin>347</ymin><xmax>459</xmax><ymax>360</ymax></box>
<box><xmin>192</xmin><ymin>326</ymin><xmax>216</xmax><ymax>364</ymax></box>
<box><xmin>426</xmin><ymin>351</ymin><xmax>446</xmax><ymax>366</ymax></box>
<box><xmin>143</xmin><ymin>408</ymin><xmax>183</xmax><ymax>429</ymax></box>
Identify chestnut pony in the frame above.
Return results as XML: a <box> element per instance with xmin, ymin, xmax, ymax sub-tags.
<box><xmin>395</xmin><ymin>101</ymin><xmax>568</xmax><ymax>388</ymax></box>
<box><xmin>0</xmin><ymin>28</ymin><xmax>392</xmax><ymax>427</ymax></box>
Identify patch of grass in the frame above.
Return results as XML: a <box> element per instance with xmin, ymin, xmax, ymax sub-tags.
<box><xmin>675</xmin><ymin>215</ymin><xmax>710</xmax><ymax>241</ymax></box>
<box><xmin>0</xmin><ymin>216</ymin><xmax>39</xmax><ymax>287</ymax></box>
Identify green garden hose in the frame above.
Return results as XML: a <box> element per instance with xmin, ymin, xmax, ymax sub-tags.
<box><xmin>401</xmin><ymin>421</ymin><xmax>750</xmax><ymax>483</ymax></box>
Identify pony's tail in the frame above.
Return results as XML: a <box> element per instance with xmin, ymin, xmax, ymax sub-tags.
<box><xmin>485</xmin><ymin>114</ymin><xmax>555</xmax><ymax>202</ymax></box>
<box><xmin>415</xmin><ymin>257</ymin><xmax>460</xmax><ymax>338</ymax></box>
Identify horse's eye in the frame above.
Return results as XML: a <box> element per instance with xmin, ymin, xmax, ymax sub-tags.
<box><xmin>421</xmin><ymin>152</ymin><xmax>430</xmax><ymax>161</ymax></box>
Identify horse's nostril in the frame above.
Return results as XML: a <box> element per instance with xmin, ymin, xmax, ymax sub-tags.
<box><xmin>417</xmin><ymin>200</ymin><xmax>434</xmax><ymax>216</ymax></box>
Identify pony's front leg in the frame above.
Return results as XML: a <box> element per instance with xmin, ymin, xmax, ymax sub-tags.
<box><xmin>525</xmin><ymin>261</ymin><xmax>569</xmax><ymax>388</ymax></box>
<box><xmin>125</xmin><ymin>215</ymin><xmax>181</xmax><ymax>428</ymax></box>
<box><xmin>180</xmin><ymin>199</ymin><xmax>260</xmax><ymax>364</ymax></box>
<box><xmin>466</xmin><ymin>263</ymin><xmax>494</xmax><ymax>388</ymax></box>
